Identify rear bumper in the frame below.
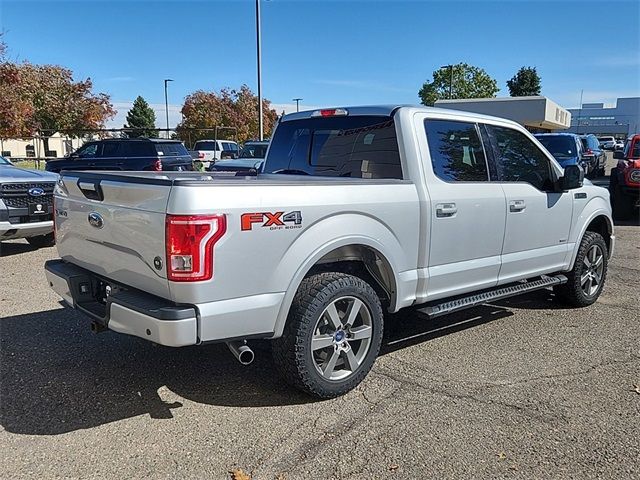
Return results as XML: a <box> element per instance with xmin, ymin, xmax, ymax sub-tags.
<box><xmin>44</xmin><ymin>259</ymin><xmax>282</xmax><ymax>347</ymax></box>
<box><xmin>45</xmin><ymin>259</ymin><xmax>197</xmax><ymax>347</ymax></box>
<box><xmin>1</xmin><ymin>220</ymin><xmax>53</xmax><ymax>239</ymax></box>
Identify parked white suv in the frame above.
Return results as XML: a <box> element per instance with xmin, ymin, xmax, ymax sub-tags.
<box><xmin>192</xmin><ymin>139</ymin><xmax>239</xmax><ymax>168</ymax></box>
<box><xmin>598</xmin><ymin>136</ymin><xmax>616</xmax><ymax>150</ymax></box>
<box><xmin>46</xmin><ymin>105</ymin><xmax>614</xmax><ymax>398</ymax></box>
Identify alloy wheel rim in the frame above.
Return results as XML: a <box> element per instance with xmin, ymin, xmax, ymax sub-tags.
<box><xmin>581</xmin><ymin>245</ymin><xmax>604</xmax><ymax>297</ymax></box>
<box><xmin>311</xmin><ymin>296</ymin><xmax>373</xmax><ymax>381</ymax></box>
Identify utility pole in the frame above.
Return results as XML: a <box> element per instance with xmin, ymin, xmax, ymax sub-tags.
<box><xmin>256</xmin><ymin>0</ymin><xmax>264</xmax><ymax>140</ymax></box>
<box><xmin>292</xmin><ymin>98</ymin><xmax>303</xmax><ymax>112</ymax></box>
<box><xmin>577</xmin><ymin>89</ymin><xmax>584</xmax><ymax>134</ymax></box>
<box><xmin>164</xmin><ymin>79</ymin><xmax>173</xmax><ymax>139</ymax></box>
<box><xmin>441</xmin><ymin>65</ymin><xmax>454</xmax><ymax>99</ymax></box>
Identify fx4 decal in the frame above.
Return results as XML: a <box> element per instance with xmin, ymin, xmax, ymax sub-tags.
<box><xmin>241</xmin><ymin>211</ymin><xmax>303</xmax><ymax>231</ymax></box>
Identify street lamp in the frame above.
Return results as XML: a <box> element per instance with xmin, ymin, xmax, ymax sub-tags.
<box><xmin>441</xmin><ymin>65</ymin><xmax>454</xmax><ymax>99</ymax></box>
<box><xmin>293</xmin><ymin>98</ymin><xmax>303</xmax><ymax>112</ymax></box>
<box><xmin>164</xmin><ymin>79</ymin><xmax>173</xmax><ymax>139</ymax></box>
<box><xmin>255</xmin><ymin>0</ymin><xmax>264</xmax><ymax>140</ymax></box>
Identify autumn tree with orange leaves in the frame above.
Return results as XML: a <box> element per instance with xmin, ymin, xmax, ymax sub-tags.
<box><xmin>177</xmin><ymin>85</ymin><xmax>278</xmax><ymax>145</ymax></box>
<box><xmin>0</xmin><ymin>37</ymin><xmax>115</xmax><ymax>149</ymax></box>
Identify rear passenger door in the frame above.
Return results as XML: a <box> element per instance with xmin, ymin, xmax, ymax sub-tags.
<box><xmin>419</xmin><ymin>117</ymin><xmax>506</xmax><ymax>300</ymax></box>
<box><xmin>481</xmin><ymin>124</ymin><xmax>573</xmax><ymax>283</ymax></box>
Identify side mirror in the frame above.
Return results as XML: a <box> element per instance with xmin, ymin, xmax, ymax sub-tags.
<box><xmin>562</xmin><ymin>164</ymin><xmax>584</xmax><ymax>190</ymax></box>
<box><xmin>613</xmin><ymin>150</ymin><xmax>625</xmax><ymax>160</ymax></box>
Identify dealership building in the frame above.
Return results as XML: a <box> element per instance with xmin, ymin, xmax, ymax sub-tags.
<box><xmin>434</xmin><ymin>96</ymin><xmax>571</xmax><ymax>133</ymax></box>
<box><xmin>565</xmin><ymin>97</ymin><xmax>640</xmax><ymax>138</ymax></box>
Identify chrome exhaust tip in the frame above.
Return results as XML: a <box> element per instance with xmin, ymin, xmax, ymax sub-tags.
<box><xmin>227</xmin><ymin>341</ymin><xmax>254</xmax><ymax>365</ymax></box>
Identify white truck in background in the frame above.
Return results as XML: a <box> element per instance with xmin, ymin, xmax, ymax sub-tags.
<box><xmin>45</xmin><ymin>105</ymin><xmax>614</xmax><ymax>398</ymax></box>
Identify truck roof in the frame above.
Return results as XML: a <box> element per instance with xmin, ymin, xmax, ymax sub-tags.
<box><xmin>281</xmin><ymin>104</ymin><xmax>524</xmax><ymax>129</ymax></box>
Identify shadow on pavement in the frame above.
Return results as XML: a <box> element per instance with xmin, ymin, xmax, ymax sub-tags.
<box><xmin>1</xmin><ymin>290</ymin><xmax>560</xmax><ymax>436</ymax></box>
<box><xmin>0</xmin><ymin>241</ymin><xmax>39</xmax><ymax>257</ymax></box>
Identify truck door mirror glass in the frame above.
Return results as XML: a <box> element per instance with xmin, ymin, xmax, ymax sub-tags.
<box><xmin>562</xmin><ymin>164</ymin><xmax>584</xmax><ymax>190</ymax></box>
<box><xmin>613</xmin><ymin>150</ymin><xmax>624</xmax><ymax>160</ymax></box>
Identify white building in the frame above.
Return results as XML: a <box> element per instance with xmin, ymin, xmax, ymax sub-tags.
<box><xmin>434</xmin><ymin>96</ymin><xmax>571</xmax><ymax>132</ymax></box>
<box><xmin>0</xmin><ymin>133</ymin><xmax>84</xmax><ymax>159</ymax></box>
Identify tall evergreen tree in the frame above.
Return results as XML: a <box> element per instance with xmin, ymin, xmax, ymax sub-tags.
<box><xmin>506</xmin><ymin>67</ymin><xmax>542</xmax><ymax>97</ymax></box>
<box><xmin>124</xmin><ymin>96</ymin><xmax>157</xmax><ymax>138</ymax></box>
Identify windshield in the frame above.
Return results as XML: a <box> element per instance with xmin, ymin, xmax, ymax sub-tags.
<box><xmin>536</xmin><ymin>136</ymin><xmax>577</xmax><ymax>158</ymax></box>
<box><xmin>0</xmin><ymin>155</ymin><xmax>11</xmax><ymax>165</ymax></box>
<box><xmin>239</xmin><ymin>144</ymin><xmax>268</xmax><ymax>158</ymax></box>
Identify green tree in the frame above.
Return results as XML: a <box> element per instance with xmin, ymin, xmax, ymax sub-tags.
<box><xmin>506</xmin><ymin>66</ymin><xmax>542</xmax><ymax>97</ymax></box>
<box><xmin>124</xmin><ymin>96</ymin><xmax>157</xmax><ymax>138</ymax></box>
<box><xmin>418</xmin><ymin>63</ymin><xmax>499</xmax><ymax>106</ymax></box>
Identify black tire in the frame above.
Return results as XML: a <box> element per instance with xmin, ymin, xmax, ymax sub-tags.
<box><xmin>555</xmin><ymin>231</ymin><xmax>608</xmax><ymax>307</ymax></box>
<box><xmin>272</xmin><ymin>272</ymin><xmax>384</xmax><ymax>398</ymax></box>
<box><xmin>26</xmin><ymin>233</ymin><xmax>55</xmax><ymax>248</ymax></box>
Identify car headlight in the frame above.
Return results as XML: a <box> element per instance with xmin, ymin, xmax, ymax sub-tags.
<box><xmin>629</xmin><ymin>169</ymin><xmax>640</xmax><ymax>183</ymax></box>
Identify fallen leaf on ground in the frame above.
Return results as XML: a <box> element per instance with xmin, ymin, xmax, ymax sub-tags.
<box><xmin>633</xmin><ymin>384</ymin><xmax>640</xmax><ymax>395</ymax></box>
<box><xmin>388</xmin><ymin>464</ymin><xmax>399</xmax><ymax>472</ymax></box>
<box><xmin>497</xmin><ymin>452</ymin><xmax>507</xmax><ymax>460</ymax></box>
<box><xmin>229</xmin><ymin>468</ymin><xmax>251</xmax><ymax>480</ymax></box>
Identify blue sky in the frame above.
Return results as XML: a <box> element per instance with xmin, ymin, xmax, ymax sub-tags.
<box><xmin>1</xmin><ymin>0</ymin><xmax>638</xmax><ymax>128</ymax></box>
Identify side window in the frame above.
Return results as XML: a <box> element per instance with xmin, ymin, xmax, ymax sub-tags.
<box><xmin>485</xmin><ymin>125</ymin><xmax>554</xmax><ymax>191</ymax></box>
<box><xmin>125</xmin><ymin>142</ymin><xmax>155</xmax><ymax>157</ymax></box>
<box><xmin>76</xmin><ymin>143</ymin><xmax>99</xmax><ymax>158</ymax></box>
<box><xmin>101</xmin><ymin>142</ymin><xmax>121</xmax><ymax>157</ymax></box>
<box><xmin>424</xmin><ymin>119</ymin><xmax>488</xmax><ymax>182</ymax></box>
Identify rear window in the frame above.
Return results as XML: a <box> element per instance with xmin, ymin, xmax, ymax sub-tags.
<box><xmin>536</xmin><ymin>136</ymin><xmax>577</xmax><ymax>158</ymax></box>
<box><xmin>155</xmin><ymin>142</ymin><xmax>188</xmax><ymax>156</ymax></box>
<box><xmin>263</xmin><ymin>115</ymin><xmax>403</xmax><ymax>179</ymax></box>
<box><xmin>194</xmin><ymin>141</ymin><xmax>218</xmax><ymax>151</ymax></box>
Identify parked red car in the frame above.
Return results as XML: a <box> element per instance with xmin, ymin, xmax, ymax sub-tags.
<box><xmin>610</xmin><ymin>134</ymin><xmax>640</xmax><ymax>219</ymax></box>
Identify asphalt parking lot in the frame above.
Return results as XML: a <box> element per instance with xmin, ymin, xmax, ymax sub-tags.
<box><xmin>1</xmin><ymin>164</ymin><xmax>639</xmax><ymax>479</ymax></box>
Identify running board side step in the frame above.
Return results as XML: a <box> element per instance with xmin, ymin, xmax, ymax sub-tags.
<box><xmin>416</xmin><ymin>274</ymin><xmax>568</xmax><ymax>318</ymax></box>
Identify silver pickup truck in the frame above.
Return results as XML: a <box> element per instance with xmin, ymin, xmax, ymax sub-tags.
<box><xmin>45</xmin><ymin>105</ymin><xmax>614</xmax><ymax>398</ymax></box>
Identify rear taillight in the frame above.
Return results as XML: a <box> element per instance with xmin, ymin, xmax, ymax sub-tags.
<box><xmin>166</xmin><ymin>214</ymin><xmax>226</xmax><ymax>282</ymax></box>
<box><xmin>311</xmin><ymin>108</ymin><xmax>349</xmax><ymax>117</ymax></box>
<box><xmin>153</xmin><ymin>159</ymin><xmax>163</xmax><ymax>171</ymax></box>
<box><xmin>198</xmin><ymin>152</ymin><xmax>205</xmax><ymax>159</ymax></box>
<box><xmin>585</xmin><ymin>148</ymin><xmax>593</xmax><ymax>155</ymax></box>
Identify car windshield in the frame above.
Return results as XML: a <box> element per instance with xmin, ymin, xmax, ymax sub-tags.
<box><xmin>536</xmin><ymin>136</ymin><xmax>576</xmax><ymax>158</ymax></box>
<box><xmin>239</xmin><ymin>144</ymin><xmax>268</xmax><ymax>158</ymax></box>
<box><xmin>0</xmin><ymin>155</ymin><xmax>11</xmax><ymax>165</ymax></box>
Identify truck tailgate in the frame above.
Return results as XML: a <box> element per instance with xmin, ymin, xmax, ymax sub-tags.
<box><xmin>55</xmin><ymin>173</ymin><xmax>171</xmax><ymax>299</ymax></box>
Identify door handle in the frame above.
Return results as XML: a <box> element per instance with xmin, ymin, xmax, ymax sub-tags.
<box><xmin>509</xmin><ymin>200</ymin><xmax>526</xmax><ymax>212</ymax></box>
<box><xmin>436</xmin><ymin>203</ymin><xmax>457</xmax><ymax>217</ymax></box>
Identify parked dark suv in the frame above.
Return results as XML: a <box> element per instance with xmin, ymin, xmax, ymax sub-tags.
<box><xmin>45</xmin><ymin>138</ymin><xmax>193</xmax><ymax>173</ymax></box>
<box><xmin>579</xmin><ymin>134</ymin><xmax>607</xmax><ymax>178</ymax></box>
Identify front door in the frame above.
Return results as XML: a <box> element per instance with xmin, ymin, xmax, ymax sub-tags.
<box><xmin>481</xmin><ymin>124</ymin><xmax>573</xmax><ymax>283</ymax></box>
<box><xmin>418</xmin><ymin>117</ymin><xmax>507</xmax><ymax>301</ymax></box>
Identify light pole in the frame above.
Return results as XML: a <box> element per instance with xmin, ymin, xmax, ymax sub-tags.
<box><xmin>164</xmin><ymin>79</ymin><xmax>173</xmax><ymax>139</ymax></box>
<box><xmin>256</xmin><ymin>0</ymin><xmax>264</xmax><ymax>140</ymax></box>
<box><xmin>577</xmin><ymin>89</ymin><xmax>584</xmax><ymax>135</ymax></box>
<box><xmin>293</xmin><ymin>98</ymin><xmax>303</xmax><ymax>112</ymax></box>
<box><xmin>441</xmin><ymin>65</ymin><xmax>454</xmax><ymax>99</ymax></box>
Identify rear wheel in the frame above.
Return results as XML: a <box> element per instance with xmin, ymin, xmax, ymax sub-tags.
<box><xmin>272</xmin><ymin>272</ymin><xmax>383</xmax><ymax>398</ymax></box>
<box><xmin>556</xmin><ymin>231</ymin><xmax>608</xmax><ymax>307</ymax></box>
<box><xmin>26</xmin><ymin>233</ymin><xmax>55</xmax><ymax>248</ymax></box>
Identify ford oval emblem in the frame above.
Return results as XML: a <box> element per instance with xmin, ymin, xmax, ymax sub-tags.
<box><xmin>28</xmin><ymin>187</ymin><xmax>45</xmax><ymax>197</ymax></box>
<box><xmin>88</xmin><ymin>212</ymin><xmax>104</xmax><ymax>229</ymax></box>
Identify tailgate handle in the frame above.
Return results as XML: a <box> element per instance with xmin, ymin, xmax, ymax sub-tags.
<box><xmin>77</xmin><ymin>179</ymin><xmax>104</xmax><ymax>201</ymax></box>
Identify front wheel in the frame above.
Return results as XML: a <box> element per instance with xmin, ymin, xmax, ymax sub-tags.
<box><xmin>556</xmin><ymin>231</ymin><xmax>608</xmax><ymax>307</ymax></box>
<box><xmin>272</xmin><ymin>272</ymin><xmax>384</xmax><ymax>398</ymax></box>
<box><xmin>26</xmin><ymin>233</ymin><xmax>55</xmax><ymax>248</ymax></box>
